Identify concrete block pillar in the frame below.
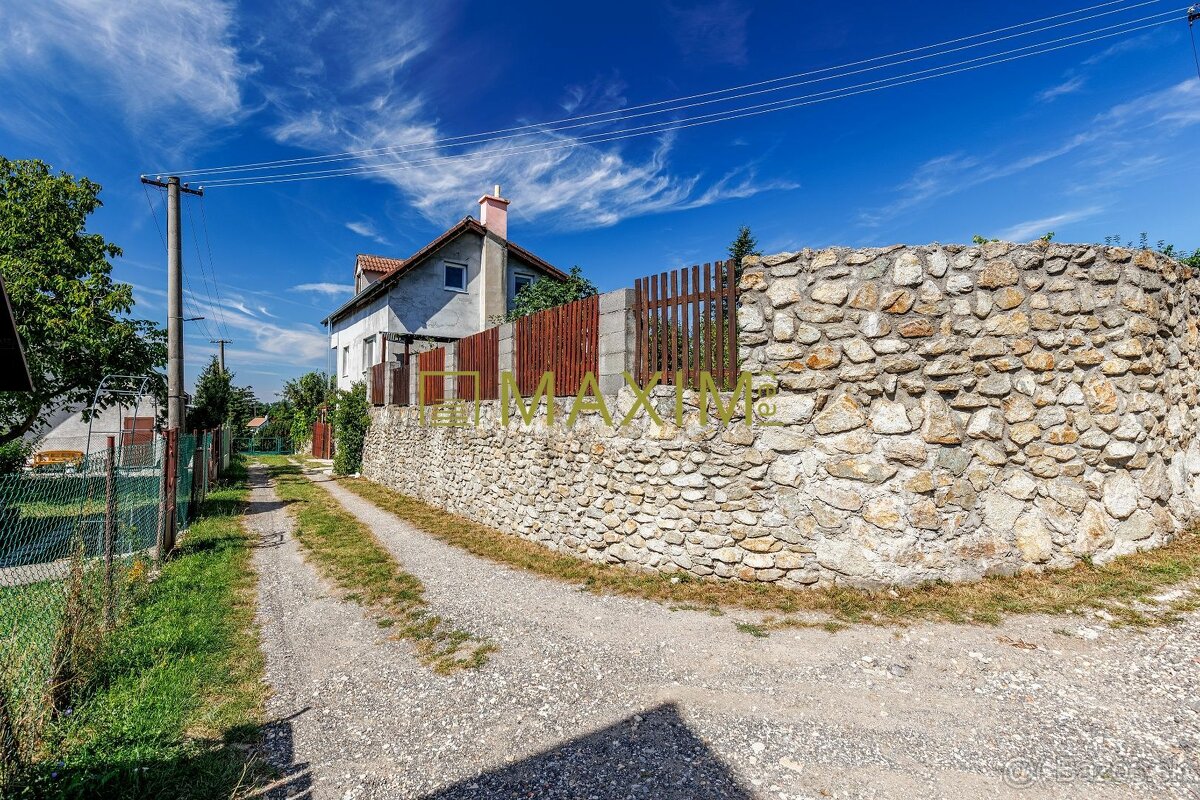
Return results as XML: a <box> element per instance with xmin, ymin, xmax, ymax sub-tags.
<box><xmin>597</xmin><ymin>287</ymin><xmax>636</xmax><ymax>396</ymax></box>
<box><xmin>444</xmin><ymin>342</ymin><xmax>458</xmax><ymax>400</ymax></box>
<box><xmin>497</xmin><ymin>322</ymin><xmax>514</xmax><ymax>385</ymax></box>
<box><xmin>409</xmin><ymin>351</ymin><xmax>420</xmax><ymax>408</ymax></box>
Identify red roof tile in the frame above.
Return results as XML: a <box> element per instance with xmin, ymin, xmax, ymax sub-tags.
<box><xmin>357</xmin><ymin>254</ymin><xmax>404</xmax><ymax>274</ymax></box>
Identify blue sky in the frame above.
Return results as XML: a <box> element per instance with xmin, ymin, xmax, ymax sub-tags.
<box><xmin>1</xmin><ymin>0</ymin><xmax>1197</xmax><ymax>397</ymax></box>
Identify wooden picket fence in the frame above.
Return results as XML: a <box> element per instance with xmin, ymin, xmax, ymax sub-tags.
<box><xmin>390</xmin><ymin>360</ymin><xmax>410</xmax><ymax>407</ymax></box>
<box><xmin>514</xmin><ymin>294</ymin><xmax>599</xmax><ymax>397</ymax></box>
<box><xmin>369</xmin><ymin>362</ymin><xmax>386</xmax><ymax>405</ymax></box>
<box><xmin>417</xmin><ymin>346</ymin><xmax>446</xmax><ymax>405</ymax></box>
<box><xmin>633</xmin><ymin>260</ymin><xmax>738</xmax><ymax>389</ymax></box>
<box><xmin>456</xmin><ymin>327</ymin><xmax>499</xmax><ymax>400</ymax></box>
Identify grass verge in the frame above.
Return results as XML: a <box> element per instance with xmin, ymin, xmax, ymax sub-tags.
<box><xmin>255</xmin><ymin>457</ymin><xmax>492</xmax><ymax>673</ymax></box>
<box><xmin>337</xmin><ymin>476</ymin><xmax>1200</xmax><ymax>630</ymax></box>
<box><xmin>5</xmin><ymin>459</ymin><xmax>270</xmax><ymax>799</ymax></box>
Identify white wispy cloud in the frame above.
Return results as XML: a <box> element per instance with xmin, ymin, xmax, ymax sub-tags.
<box><xmin>345</xmin><ymin>220</ymin><xmax>390</xmax><ymax>243</ymax></box>
<box><xmin>860</xmin><ymin>80</ymin><xmax>1200</xmax><ymax>230</ymax></box>
<box><xmin>259</xmin><ymin>0</ymin><xmax>787</xmax><ymax>232</ymax></box>
<box><xmin>0</xmin><ymin>0</ymin><xmax>249</xmax><ymax>141</ymax></box>
<box><xmin>1036</xmin><ymin>75</ymin><xmax>1085</xmax><ymax>103</ymax></box>
<box><xmin>183</xmin><ymin>289</ymin><xmax>328</xmax><ymax>363</ymax></box>
<box><xmin>997</xmin><ymin>207</ymin><xmax>1104</xmax><ymax>242</ymax></box>
<box><xmin>292</xmin><ymin>282</ymin><xmax>354</xmax><ymax>296</ymax></box>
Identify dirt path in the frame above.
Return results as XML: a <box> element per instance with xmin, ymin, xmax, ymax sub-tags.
<box><xmin>248</xmin><ymin>464</ymin><xmax>1200</xmax><ymax>799</ymax></box>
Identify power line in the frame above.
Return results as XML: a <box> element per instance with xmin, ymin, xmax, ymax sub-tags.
<box><xmin>185</xmin><ymin>195</ymin><xmax>230</xmax><ymax>339</ymax></box>
<box><xmin>1189</xmin><ymin>5</ymin><xmax>1200</xmax><ymax>78</ymax></box>
<box><xmin>141</xmin><ymin>182</ymin><xmax>166</xmax><ymax>247</ymax></box>
<box><xmin>198</xmin><ymin>195</ymin><xmax>233</xmax><ymax>341</ymax></box>
<box><xmin>202</xmin><ymin>13</ymin><xmax>1184</xmax><ymax>189</ymax></box>
<box><xmin>161</xmin><ymin>0</ymin><xmax>1159</xmax><ymax>178</ymax></box>
<box><xmin>199</xmin><ymin>11</ymin><xmax>1182</xmax><ymax>187</ymax></box>
<box><xmin>142</xmin><ymin>183</ymin><xmax>216</xmax><ymax>338</ymax></box>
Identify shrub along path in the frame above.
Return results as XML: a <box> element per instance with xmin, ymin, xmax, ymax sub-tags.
<box><xmin>246</xmin><ymin>462</ymin><xmax>1199</xmax><ymax>799</ymax></box>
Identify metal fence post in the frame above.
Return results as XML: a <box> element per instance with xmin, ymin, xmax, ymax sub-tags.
<box><xmin>104</xmin><ymin>435</ymin><xmax>116</xmax><ymax>628</ymax></box>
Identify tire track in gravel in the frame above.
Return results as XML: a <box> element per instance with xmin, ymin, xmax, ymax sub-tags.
<box><xmin>250</xmin><ymin>462</ymin><xmax>1200</xmax><ymax>799</ymax></box>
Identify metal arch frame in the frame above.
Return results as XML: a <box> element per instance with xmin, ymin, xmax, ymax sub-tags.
<box><xmin>85</xmin><ymin>374</ymin><xmax>160</xmax><ymax>461</ymax></box>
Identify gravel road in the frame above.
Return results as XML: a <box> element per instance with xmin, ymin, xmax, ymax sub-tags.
<box><xmin>246</xmin><ymin>464</ymin><xmax>1200</xmax><ymax>799</ymax></box>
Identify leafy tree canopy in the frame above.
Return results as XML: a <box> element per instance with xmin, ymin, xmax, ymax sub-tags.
<box><xmin>505</xmin><ymin>266</ymin><xmax>597</xmax><ymax>321</ymax></box>
<box><xmin>282</xmin><ymin>370</ymin><xmax>333</xmax><ymax>446</ymax></box>
<box><xmin>0</xmin><ymin>158</ymin><xmax>165</xmax><ymax>445</ymax></box>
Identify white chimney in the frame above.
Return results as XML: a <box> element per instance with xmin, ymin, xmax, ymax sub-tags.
<box><xmin>478</xmin><ymin>184</ymin><xmax>510</xmax><ymax>240</ymax></box>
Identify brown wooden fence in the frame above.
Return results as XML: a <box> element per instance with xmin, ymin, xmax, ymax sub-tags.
<box><xmin>514</xmin><ymin>294</ymin><xmax>599</xmax><ymax>397</ymax></box>
<box><xmin>418</xmin><ymin>346</ymin><xmax>446</xmax><ymax>405</ymax></box>
<box><xmin>311</xmin><ymin>420</ymin><xmax>333</xmax><ymax>459</ymax></box>
<box><xmin>369</xmin><ymin>362</ymin><xmax>386</xmax><ymax>405</ymax></box>
<box><xmin>390</xmin><ymin>361</ymin><xmax>410</xmax><ymax>407</ymax></box>
<box><xmin>633</xmin><ymin>260</ymin><xmax>738</xmax><ymax>389</ymax></box>
<box><xmin>456</xmin><ymin>327</ymin><xmax>499</xmax><ymax>400</ymax></box>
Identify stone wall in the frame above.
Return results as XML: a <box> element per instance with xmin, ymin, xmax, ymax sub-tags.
<box><xmin>362</xmin><ymin>242</ymin><xmax>1200</xmax><ymax>588</ymax></box>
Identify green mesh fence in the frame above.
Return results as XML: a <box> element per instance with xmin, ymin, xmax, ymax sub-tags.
<box><xmin>236</xmin><ymin>436</ymin><xmax>293</xmax><ymax>456</ymax></box>
<box><xmin>0</xmin><ymin>427</ymin><xmax>228</xmax><ymax>781</ymax></box>
<box><xmin>174</xmin><ymin>434</ymin><xmax>197</xmax><ymax>530</ymax></box>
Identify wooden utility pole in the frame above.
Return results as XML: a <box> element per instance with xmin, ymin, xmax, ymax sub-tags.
<box><xmin>211</xmin><ymin>339</ymin><xmax>232</xmax><ymax>372</ymax></box>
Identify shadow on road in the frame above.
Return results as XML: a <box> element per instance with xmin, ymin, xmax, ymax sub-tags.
<box><xmin>420</xmin><ymin>703</ymin><xmax>752</xmax><ymax>799</ymax></box>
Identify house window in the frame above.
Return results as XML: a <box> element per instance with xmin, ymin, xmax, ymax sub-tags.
<box><xmin>362</xmin><ymin>336</ymin><xmax>376</xmax><ymax>372</ymax></box>
<box><xmin>342</xmin><ymin>346</ymin><xmax>349</xmax><ymax>377</ymax></box>
<box><xmin>513</xmin><ymin>273</ymin><xmax>534</xmax><ymax>296</ymax></box>
<box><xmin>444</xmin><ymin>261</ymin><xmax>468</xmax><ymax>292</ymax></box>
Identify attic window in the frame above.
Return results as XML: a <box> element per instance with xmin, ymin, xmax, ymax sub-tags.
<box><xmin>444</xmin><ymin>261</ymin><xmax>467</xmax><ymax>292</ymax></box>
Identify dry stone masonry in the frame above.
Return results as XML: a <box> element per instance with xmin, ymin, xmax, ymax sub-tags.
<box><xmin>362</xmin><ymin>242</ymin><xmax>1200</xmax><ymax>588</ymax></box>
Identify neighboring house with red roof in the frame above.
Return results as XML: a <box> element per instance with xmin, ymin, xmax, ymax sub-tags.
<box><xmin>322</xmin><ymin>187</ymin><xmax>568</xmax><ymax>389</ymax></box>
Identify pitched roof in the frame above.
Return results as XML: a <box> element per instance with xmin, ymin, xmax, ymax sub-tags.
<box><xmin>357</xmin><ymin>254</ymin><xmax>403</xmax><ymax>274</ymax></box>
<box><xmin>323</xmin><ymin>217</ymin><xmax>569</xmax><ymax>325</ymax></box>
<box><xmin>247</xmin><ymin>416</ymin><xmax>268</xmax><ymax>428</ymax></box>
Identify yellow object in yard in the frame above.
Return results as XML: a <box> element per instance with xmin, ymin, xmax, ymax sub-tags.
<box><xmin>31</xmin><ymin>450</ymin><xmax>84</xmax><ymax>469</ymax></box>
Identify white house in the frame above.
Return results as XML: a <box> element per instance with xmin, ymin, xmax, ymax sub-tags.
<box><xmin>323</xmin><ymin>187</ymin><xmax>567</xmax><ymax>389</ymax></box>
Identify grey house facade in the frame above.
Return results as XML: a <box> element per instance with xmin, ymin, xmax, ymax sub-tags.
<box><xmin>323</xmin><ymin>189</ymin><xmax>567</xmax><ymax>390</ymax></box>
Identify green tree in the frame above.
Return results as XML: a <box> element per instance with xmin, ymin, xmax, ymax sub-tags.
<box><xmin>0</xmin><ymin>158</ymin><xmax>165</xmax><ymax>445</ymax></box>
<box><xmin>331</xmin><ymin>382</ymin><xmax>370</xmax><ymax>475</ymax></box>
<box><xmin>505</xmin><ymin>266</ymin><xmax>597</xmax><ymax>321</ymax></box>
<box><xmin>728</xmin><ymin>225</ymin><xmax>761</xmax><ymax>267</ymax></box>
<box><xmin>227</xmin><ymin>385</ymin><xmax>257</xmax><ymax>433</ymax></box>
<box><xmin>187</xmin><ymin>356</ymin><xmax>232</xmax><ymax>432</ymax></box>
<box><xmin>282</xmin><ymin>371</ymin><xmax>333</xmax><ymax>448</ymax></box>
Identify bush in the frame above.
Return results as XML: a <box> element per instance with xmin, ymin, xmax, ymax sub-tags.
<box><xmin>0</xmin><ymin>441</ymin><xmax>33</xmax><ymax>475</ymax></box>
<box><xmin>332</xmin><ymin>383</ymin><xmax>370</xmax><ymax>476</ymax></box>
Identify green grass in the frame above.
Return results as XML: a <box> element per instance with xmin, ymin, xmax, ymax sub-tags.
<box><xmin>4</xmin><ymin>460</ymin><xmax>271</xmax><ymax>799</ymax></box>
<box><xmin>0</xmin><ymin>580</ymin><xmax>66</xmax><ymax>760</ymax></box>
<box><xmin>255</xmin><ymin>457</ymin><xmax>493</xmax><ymax>674</ymax></box>
<box><xmin>337</xmin><ymin>476</ymin><xmax>1200</xmax><ymax>629</ymax></box>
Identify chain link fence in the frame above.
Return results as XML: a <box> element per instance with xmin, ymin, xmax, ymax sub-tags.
<box><xmin>0</xmin><ymin>427</ymin><xmax>226</xmax><ymax>782</ymax></box>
